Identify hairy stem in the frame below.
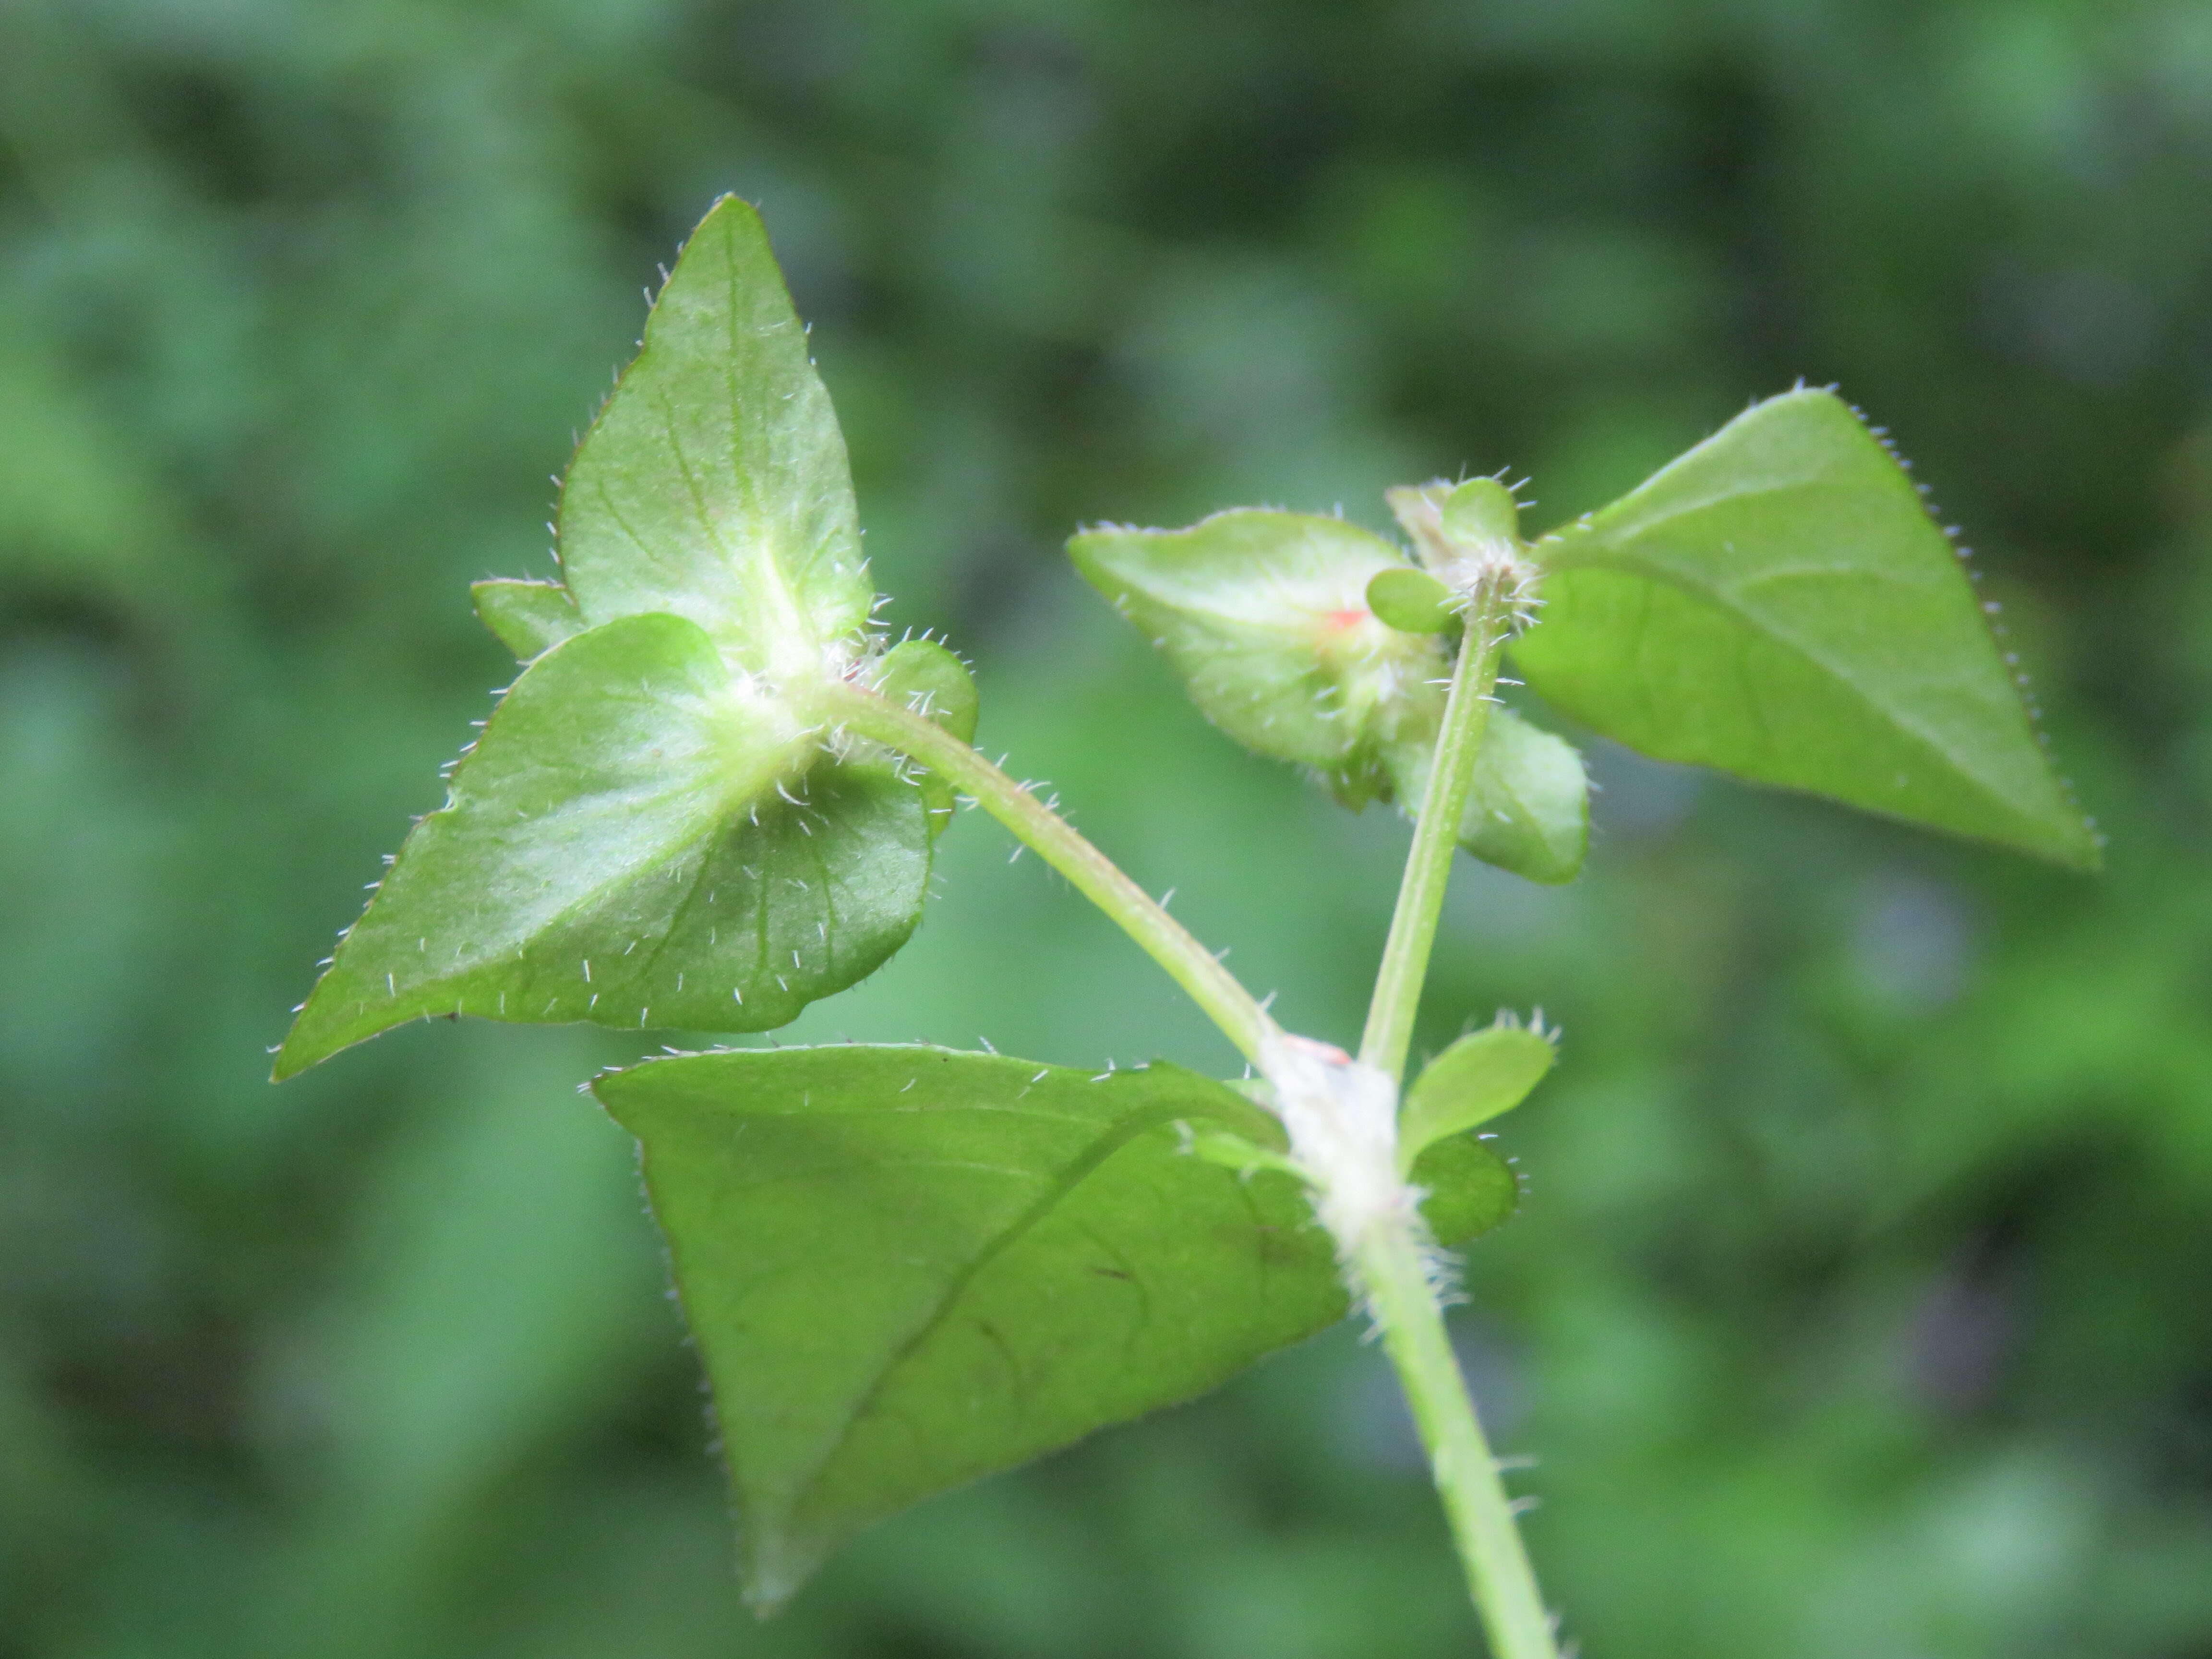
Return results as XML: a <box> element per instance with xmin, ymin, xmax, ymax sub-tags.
<box><xmin>1359</xmin><ymin>586</ymin><xmax>1512</xmax><ymax>1083</ymax></box>
<box><xmin>1357</xmin><ymin>1221</ymin><xmax>1559</xmax><ymax>1659</ymax></box>
<box><xmin>817</xmin><ymin>678</ymin><xmax>1281</xmax><ymax>1067</ymax></box>
<box><xmin>1348</xmin><ymin>574</ymin><xmax>1559</xmax><ymax>1651</ymax></box>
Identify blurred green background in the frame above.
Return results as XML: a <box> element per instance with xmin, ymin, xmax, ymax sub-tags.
<box><xmin>5</xmin><ymin>0</ymin><xmax>2211</xmax><ymax>1654</ymax></box>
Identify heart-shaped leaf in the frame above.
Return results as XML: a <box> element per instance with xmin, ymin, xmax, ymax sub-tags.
<box><xmin>276</xmin><ymin>614</ymin><xmax>929</xmax><ymax>1077</ymax></box>
<box><xmin>1070</xmin><ymin>510</ymin><xmax>1447</xmax><ymax>807</ymax></box>
<box><xmin>1398</xmin><ymin>1018</ymin><xmax>1557</xmax><ymax>1170</ymax></box>
<box><xmin>1512</xmin><ymin>389</ymin><xmax>2098</xmax><ymax>867</ymax></box>
<box><xmin>595</xmin><ymin>1044</ymin><xmax>1517</xmax><ymax>1608</ymax></box>
<box><xmin>1386</xmin><ymin>706</ymin><xmax>1588</xmax><ymax>885</ymax></box>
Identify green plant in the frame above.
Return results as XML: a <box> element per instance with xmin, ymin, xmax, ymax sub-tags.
<box><xmin>277</xmin><ymin>197</ymin><xmax>2095</xmax><ymax>1658</ymax></box>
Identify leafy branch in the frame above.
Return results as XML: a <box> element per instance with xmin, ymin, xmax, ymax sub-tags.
<box><xmin>277</xmin><ymin>197</ymin><xmax>2095</xmax><ymax>1649</ymax></box>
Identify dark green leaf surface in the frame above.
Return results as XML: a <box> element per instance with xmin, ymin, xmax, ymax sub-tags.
<box><xmin>472</xmin><ymin>578</ymin><xmax>583</xmax><ymax>660</ymax></box>
<box><xmin>1514</xmin><ymin>389</ymin><xmax>2097</xmax><ymax>866</ymax></box>
<box><xmin>544</xmin><ymin>195</ymin><xmax>873</xmax><ymax>674</ymax></box>
<box><xmin>1388</xmin><ymin>706</ymin><xmax>1589</xmax><ymax>884</ymax></box>
<box><xmin>1399</xmin><ymin>1021</ymin><xmax>1556</xmax><ymax>1169</ymax></box>
<box><xmin>277</xmin><ymin>615</ymin><xmax>928</xmax><ymax>1076</ymax></box>
<box><xmin>596</xmin><ymin>1045</ymin><xmax>1516</xmax><ymax>1607</ymax></box>
<box><xmin>1070</xmin><ymin>510</ymin><xmax>1447</xmax><ymax>805</ymax></box>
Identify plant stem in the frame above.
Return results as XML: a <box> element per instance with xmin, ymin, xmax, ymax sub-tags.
<box><xmin>817</xmin><ymin>678</ymin><xmax>1281</xmax><ymax>1068</ymax></box>
<box><xmin>1350</xmin><ymin>576</ymin><xmax>1560</xmax><ymax>1653</ymax></box>
<box><xmin>1359</xmin><ymin>586</ymin><xmax>1511</xmax><ymax>1083</ymax></box>
<box><xmin>1356</xmin><ymin>1221</ymin><xmax>1559</xmax><ymax>1659</ymax></box>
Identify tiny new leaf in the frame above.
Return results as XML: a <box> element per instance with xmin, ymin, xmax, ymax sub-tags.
<box><xmin>1398</xmin><ymin>1020</ymin><xmax>1557</xmax><ymax>1171</ymax></box>
<box><xmin>1070</xmin><ymin>510</ymin><xmax>1445</xmax><ymax>807</ymax></box>
<box><xmin>276</xmin><ymin>614</ymin><xmax>928</xmax><ymax>1077</ymax></box>
<box><xmin>473</xmin><ymin>578</ymin><xmax>583</xmax><ymax>661</ymax></box>
<box><xmin>1366</xmin><ymin>565</ymin><xmax>1456</xmax><ymax>635</ymax></box>
<box><xmin>1070</xmin><ymin>508</ymin><xmax>1585</xmax><ymax>880</ymax></box>
<box><xmin>868</xmin><ymin>637</ymin><xmax>980</xmax><ymax>836</ymax></box>
<box><xmin>595</xmin><ymin>1045</ymin><xmax>1517</xmax><ymax>1608</ymax></box>
<box><xmin>1388</xmin><ymin>476</ymin><xmax>1523</xmax><ymax>583</ymax></box>
<box><xmin>869</xmin><ymin>639</ymin><xmax>979</xmax><ymax>746</ymax></box>
<box><xmin>282</xmin><ymin>197</ymin><xmax>944</xmax><ymax>1074</ymax></box>
<box><xmin>1513</xmin><ymin>389</ymin><xmax>2098</xmax><ymax>867</ymax></box>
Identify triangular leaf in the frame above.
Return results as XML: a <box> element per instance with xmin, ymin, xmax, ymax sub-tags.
<box><xmin>1398</xmin><ymin>1020</ymin><xmax>1556</xmax><ymax>1170</ymax></box>
<box><xmin>472</xmin><ymin>577</ymin><xmax>583</xmax><ymax>660</ymax></box>
<box><xmin>595</xmin><ymin>1045</ymin><xmax>1516</xmax><ymax>1608</ymax></box>
<box><xmin>1070</xmin><ymin>510</ymin><xmax>1447</xmax><ymax>806</ymax></box>
<box><xmin>1512</xmin><ymin>389</ymin><xmax>2097</xmax><ymax>867</ymax></box>
<box><xmin>277</xmin><ymin>614</ymin><xmax>929</xmax><ymax>1077</ymax></box>
<box><xmin>1387</xmin><ymin>706</ymin><xmax>1589</xmax><ymax>884</ymax></box>
<box><xmin>552</xmin><ymin>195</ymin><xmax>873</xmax><ymax>676</ymax></box>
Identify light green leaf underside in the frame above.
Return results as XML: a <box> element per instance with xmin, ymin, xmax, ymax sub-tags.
<box><xmin>1399</xmin><ymin>1022</ymin><xmax>1556</xmax><ymax>1170</ymax></box>
<box><xmin>472</xmin><ymin>578</ymin><xmax>583</xmax><ymax>660</ymax></box>
<box><xmin>1514</xmin><ymin>389</ymin><xmax>2096</xmax><ymax>867</ymax></box>
<box><xmin>553</xmin><ymin>195</ymin><xmax>873</xmax><ymax>672</ymax></box>
<box><xmin>1070</xmin><ymin>510</ymin><xmax>1447</xmax><ymax>806</ymax></box>
<box><xmin>596</xmin><ymin>1045</ymin><xmax>1517</xmax><ymax>1609</ymax></box>
<box><xmin>1388</xmin><ymin>706</ymin><xmax>1589</xmax><ymax>884</ymax></box>
<box><xmin>277</xmin><ymin>614</ymin><xmax>929</xmax><ymax>1077</ymax></box>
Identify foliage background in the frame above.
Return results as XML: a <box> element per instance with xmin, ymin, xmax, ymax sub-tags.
<box><xmin>4</xmin><ymin>1</ymin><xmax>2211</xmax><ymax>1654</ymax></box>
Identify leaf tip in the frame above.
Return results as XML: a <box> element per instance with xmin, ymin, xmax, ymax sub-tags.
<box><xmin>2045</xmin><ymin>811</ymin><xmax>2105</xmax><ymax>873</ymax></box>
<box><xmin>268</xmin><ymin>1018</ymin><xmax>336</xmax><ymax>1082</ymax></box>
<box><xmin>734</xmin><ymin>1499</ymin><xmax>842</xmax><ymax>1616</ymax></box>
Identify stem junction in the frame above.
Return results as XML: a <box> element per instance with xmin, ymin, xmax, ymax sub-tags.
<box><xmin>818</xmin><ymin>563</ymin><xmax>1559</xmax><ymax>1657</ymax></box>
